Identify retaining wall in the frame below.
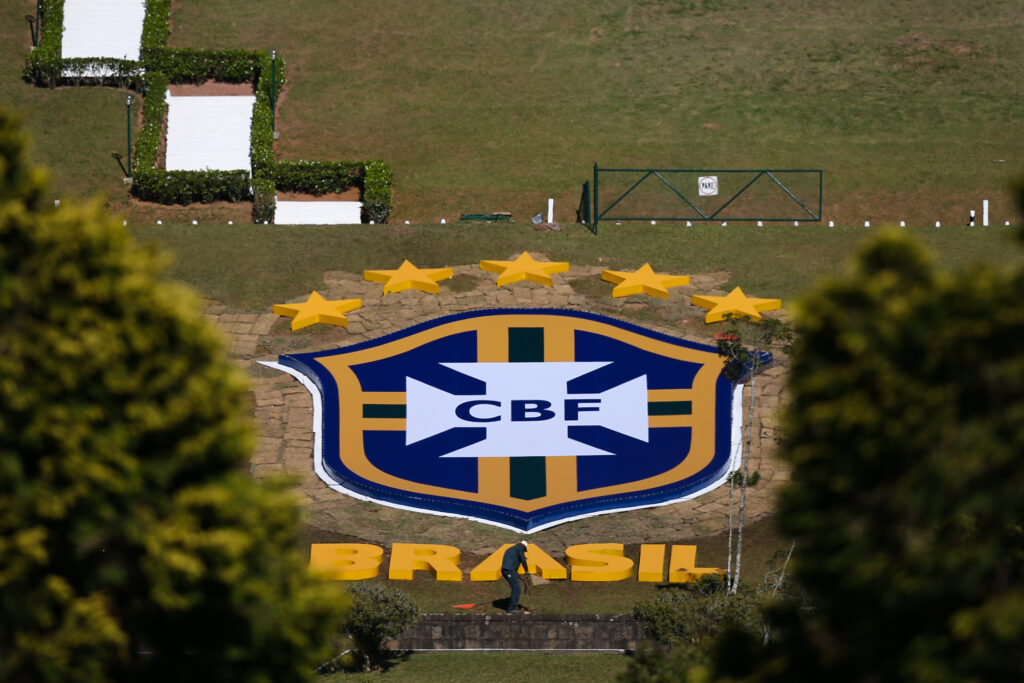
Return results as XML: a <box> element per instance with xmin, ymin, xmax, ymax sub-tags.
<box><xmin>386</xmin><ymin>613</ymin><xmax>646</xmax><ymax>652</ymax></box>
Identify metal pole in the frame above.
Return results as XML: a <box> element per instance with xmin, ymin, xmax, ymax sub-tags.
<box><xmin>35</xmin><ymin>0</ymin><xmax>41</xmax><ymax>45</ymax></box>
<box><xmin>125</xmin><ymin>94</ymin><xmax>133</xmax><ymax>178</ymax></box>
<box><xmin>818</xmin><ymin>170</ymin><xmax>823</xmax><ymax>222</ymax></box>
<box><xmin>270</xmin><ymin>50</ymin><xmax>277</xmax><ymax>131</ymax></box>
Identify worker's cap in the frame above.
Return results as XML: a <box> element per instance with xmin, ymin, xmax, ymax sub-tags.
<box><xmin>519</xmin><ymin>540</ymin><xmax>528</xmax><ymax>548</ymax></box>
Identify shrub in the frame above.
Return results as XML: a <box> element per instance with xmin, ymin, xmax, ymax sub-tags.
<box><xmin>252</xmin><ymin>177</ymin><xmax>276</xmax><ymax>224</ymax></box>
<box><xmin>274</xmin><ymin>161</ymin><xmax>363</xmax><ymax>196</ymax></box>
<box><xmin>633</xmin><ymin>574</ymin><xmax>761</xmax><ymax>650</ymax></box>
<box><xmin>339</xmin><ymin>583</ymin><xmax>418</xmax><ymax>670</ymax></box>
<box><xmin>140</xmin><ymin>0</ymin><xmax>171</xmax><ymax>50</ymax></box>
<box><xmin>23</xmin><ymin>0</ymin><xmax>65</xmax><ymax>88</ymax></box>
<box><xmin>250</xmin><ymin>91</ymin><xmax>275</xmax><ymax>179</ymax></box>
<box><xmin>131</xmin><ymin>72</ymin><xmax>168</xmax><ymax>179</ymax></box>
<box><xmin>362</xmin><ymin>160</ymin><xmax>393</xmax><ymax>223</ymax></box>
<box><xmin>140</xmin><ymin>48</ymin><xmax>263</xmax><ymax>84</ymax></box>
<box><xmin>132</xmin><ymin>170</ymin><xmax>251</xmax><ymax>205</ymax></box>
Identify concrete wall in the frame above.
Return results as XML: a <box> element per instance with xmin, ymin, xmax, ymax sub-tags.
<box><xmin>387</xmin><ymin>613</ymin><xmax>646</xmax><ymax>652</ymax></box>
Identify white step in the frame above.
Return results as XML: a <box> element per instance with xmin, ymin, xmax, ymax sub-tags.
<box><xmin>275</xmin><ymin>200</ymin><xmax>364</xmax><ymax>225</ymax></box>
<box><xmin>61</xmin><ymin>0</ymin><xmax>146</xmax><ymax>61</ymax></box>
<box><xmin>164</xmin><ymin>94</ymin><xmax>256</xmax><ymax>172</ymax></box>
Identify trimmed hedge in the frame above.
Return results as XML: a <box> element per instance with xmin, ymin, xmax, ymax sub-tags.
<box><xmin>24</xmin><ymin>0</ymin><xmax>144</xmax><ymax>89</ymax></box>
<box><xmin>274</xmin><ymin>161</ymin><xmax>363</xmax><ymax>195</ymax></box>
<box><xmin>141</xmin><ymin>48</ymin><xmax>262</xmax><ymax>85</ymax></box>
<box><xmin>140</xmin><ymin>0</ymin><xmax>171</xmax><ymax>50</ymax></box>
<box><xmin>363</xmin><ymin>160</ymin><xmax>393</xmax><ymax>224</ymax></box>
<box><xmin>132</xmin><ymin>170</ymin><xmax>252</xmax><ymax>204</ymax></box>
<box><xmin>273</xmin><ymin>159</ymin><xmax>394</xmax><ymax>224</ymax></box>
<box><xmin>25</xmin><ymin>0</ymin><xmax>392</xmax><ymax>223</ymax></box>
<box><xmin>132</xmin><ymin>71</ymin><xmax>254</xmax><ymax>205</ymax></box>
<box><xmin>133</xmin><ymin>71</ymin><xmax>169</xmax><ymax>176</ymax></box>
<box><xmin>23</xmin><ymin>0</ymin><xmax>64</xmax><ymax>87</ymax></box>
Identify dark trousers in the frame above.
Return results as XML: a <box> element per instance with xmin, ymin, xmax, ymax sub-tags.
<box><xmin>502</xmin><ymin>569</ymin><xmax>521</xmax><ymax>612</ymax></box>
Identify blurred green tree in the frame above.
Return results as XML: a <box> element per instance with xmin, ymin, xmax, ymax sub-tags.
<box><xmin>707</xmin><ymin>213</ymin><xmax>1024</xmax><ymax>680</ymax></box>
<box><xmin>0</xmin><ymin>110</ymin><xmax>346</xmax><ymax>682</ymax></box>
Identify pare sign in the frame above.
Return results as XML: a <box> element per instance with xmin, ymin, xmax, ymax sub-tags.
<box><xmin>310</xmin><ymin>542</ymin><xmax>723</xmax><ymax>583</ymax></box>
<box><xmin>698</xmin><ymin>176</ymin><xmax>719</xmax><ymax>197</ymax></box>
<box><xmin>268</xmin><ymin>309</ymin><xmax>740</xmax><ymax>532</ymax></box>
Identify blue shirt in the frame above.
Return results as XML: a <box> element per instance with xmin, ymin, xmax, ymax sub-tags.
<box><xmin>501</xmin><ymin>544</ymin><xmax>528</xmax><ymax>573</ymax></box>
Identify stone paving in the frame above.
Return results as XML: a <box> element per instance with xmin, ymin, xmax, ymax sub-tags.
<box><xmin>205</xmin><ymin>259</ymin><xmax>790</xmax><ymax>552</ymax></box>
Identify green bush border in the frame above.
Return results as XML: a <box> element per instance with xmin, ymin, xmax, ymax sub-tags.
<box><xmin>24</xmin><ymin>0</ymin><xmax>392</xmax><ymax>223</ymax></box>
<box><xmin>24</xmin><ymin>0</ymin><xmax>147</xmax><ymax>89</ymax></box>
<box><xmin>23</xmin><ymin>0</ymin><xmax>65</xmax><ymax>87</ymax></box>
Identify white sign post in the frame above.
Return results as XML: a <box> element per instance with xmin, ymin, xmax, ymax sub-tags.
<box><xmin>698</xmin><ymin>176</ymin><xmax>719</xmax><ymax>197</ymax></box>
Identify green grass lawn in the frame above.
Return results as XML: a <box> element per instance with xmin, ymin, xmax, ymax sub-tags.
<box><xmin>319</xmin><ymin>652</ymin><xmax>630</xmax><ymax>682</ymax></box>
<box><xmin>165</xmin><ymin>0</ymin><xmax>1023</xmax><ymax>226</ymax></box>
<box><xmin>131</xmin><ymin>222</ymin><xmax>1024</xmax><ymax>310</ymax></box>
<box><xmin>0</xmin><ymin>2</ymin><xmax>135</xmax><ymax>214</ymax></box>
<box><xmin>5</xmin><ymin>1</ymin><xmax>1022</xmax><ymax>226</ymax></box>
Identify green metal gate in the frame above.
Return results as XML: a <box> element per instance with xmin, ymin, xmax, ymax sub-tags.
<box><xmin>585</xmin><ymin>165</ymin><xmax>822</xmax><ymax>234</ymax></box>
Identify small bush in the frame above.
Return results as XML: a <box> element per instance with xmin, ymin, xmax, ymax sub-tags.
<box><xmin>633</xmin><ymin>574</ymin><xmax>761</xmax><ymax>649</ymax></box>
<box><xmin>252</xmin><ymin>177</ymin><xmax>276</xmax><ymax>224</ymax></box>
<box><xmin>363</xmin><ymin>160</ymin><xmax>393</xmax><ymax>223</ymax></box>
<box><xmin>339</xmin><ymin>583</ymin><xmax>418</xmax><ymax>671</ymax></box>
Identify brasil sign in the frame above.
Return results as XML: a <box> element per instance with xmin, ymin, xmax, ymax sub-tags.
<box><xmin>267</xmin><ymin>309</ymin><xmax>742</xmax><ymax>532</ymax></box>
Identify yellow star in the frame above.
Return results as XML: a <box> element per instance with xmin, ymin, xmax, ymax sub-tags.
<box><xmin>691</xmin><ymin>286</ymin><xmax>781</xmax><ymax>323</ymax></box>
<box><xmin>272</xmin><ymin>291</ymin><xmax>362</xmax><ymax>330</ymax></box>
<box><xmin>601</xmin><ymin>263</ymin><xmax>690</xmax><ymax>298</ymax></box>
<box><xmin>363</xmin><ymin>259</ymin><xmax>454</xmax><ymax>294</ymax></box>
<box><xmin>479</xmin><ymin>252</ymin><xmax>569</xmax><ymax>287</ymax></box>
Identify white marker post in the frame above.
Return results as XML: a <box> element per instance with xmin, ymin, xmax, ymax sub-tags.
<box><xmin>983</xmin><ymin>200</ymin><xmax>989</xmax><ymax>227</ymax></box>
<box><xmin>547</xmin><ymin>198</ymin><xmax>554</xmax><ymax>224</ymax></box>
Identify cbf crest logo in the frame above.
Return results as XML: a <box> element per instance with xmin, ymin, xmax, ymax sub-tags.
<box><xmin>269</xmin><ymin>309</ymin><xmax>740</xmax><ymax>532</ymax></box>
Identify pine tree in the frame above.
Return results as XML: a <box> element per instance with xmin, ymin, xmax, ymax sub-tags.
<box><xmin>0</xmin><ymin>110</ymin><xmax>345</xmax><ymax>682</ymax></box>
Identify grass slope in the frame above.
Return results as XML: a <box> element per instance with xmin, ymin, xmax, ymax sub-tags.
<box><xmin>169</xmin><ymin>0</ymin><xmax>1023</xmax><ymax>225</ymax></box>
<box><xmin>1</xmin><ymin>3</ymin><xmax>135</xmax><ymax>213</ymax></box>
<box><xmin>320</xmin><ymin>652</ymin><xmax>630</xmax><ymax>682</ymax></box>
<box><xmin>4</xmin><ymin>1</ymin><xmax>1022</xmax><ymax>226</ymax></box>
<box><xmin>131</xmin><ymin>222</ymin><xmax>1024</xmax><ymax>310</ymax></box>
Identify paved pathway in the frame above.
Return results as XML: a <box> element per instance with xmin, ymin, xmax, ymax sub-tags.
<box><xmin>205</xmin><ymin>262</ymin><xmax>790</xmax><ymax>552</ymax></box>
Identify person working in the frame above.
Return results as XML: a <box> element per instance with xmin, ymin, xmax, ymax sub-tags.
<box><xmin>501</xmin><ymin>541</ymin><xmax>530</xmax><ymax>613</ymax></box>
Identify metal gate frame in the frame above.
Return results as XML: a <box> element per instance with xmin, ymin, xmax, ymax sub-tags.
<box><xmin>586</xmin><ymin>165</ymin><xmax>823</xmax><ymax>234</ymax></box>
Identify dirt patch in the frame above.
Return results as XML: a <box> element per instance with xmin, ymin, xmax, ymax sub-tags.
<box><xmin>276</xmin><ymin>187</ymin><xmax>362</xmax><ymax>202</ymax></box>
<box><xmin>168</xmin><ymin>81</ymin><xmax>255</xmax><ymax>96</ymax></box>
<box><xmin>129</xmin><ymin>198</ymin><xmax>253</xmax><ymax>225</ymax></box>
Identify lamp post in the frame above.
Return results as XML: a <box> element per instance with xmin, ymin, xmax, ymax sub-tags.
<box><xmin>270</xmin><ymin>49</ymin><xmax>277</xmax><ymax>131</ymax></box>
<box><xmin>125</xmin><ymin>94</ymin><xmax>133</xmax><ymax>178</ymax></box>
<box><xmin>35</xmin><ymin>0</ymin><xmax>41</xmax><ymax>44</ymax></box>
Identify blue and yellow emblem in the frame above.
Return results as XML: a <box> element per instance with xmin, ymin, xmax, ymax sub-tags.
<box><xmin>271</xmin><ymin>309</ymin><xmax>738</xmax><ymax>532</ymax></box>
